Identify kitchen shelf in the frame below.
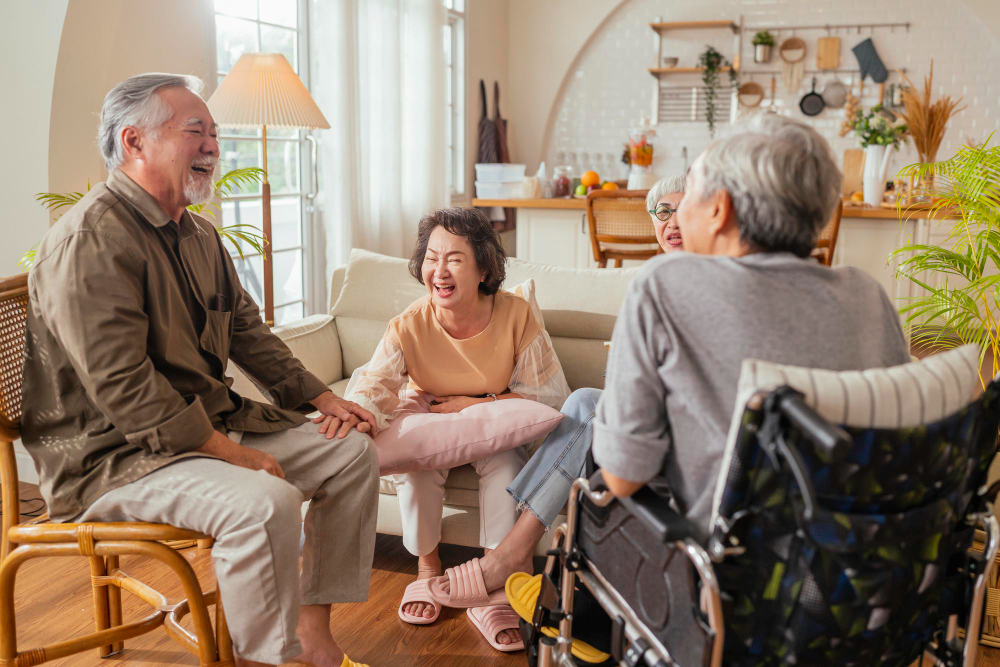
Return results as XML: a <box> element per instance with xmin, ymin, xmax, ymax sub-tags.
<box><xmin>650</xmin><ymin>20</ymin><xmax>738</xmax><ymax>33</ymax></box>
<box><xmin>649</xmin><ymin>66</ymin><xmax>737</xmax><ymax>75</ymax></box>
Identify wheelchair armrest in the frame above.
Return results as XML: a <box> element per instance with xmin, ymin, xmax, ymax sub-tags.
<box><xmin>588</xmin><ymin>471</ymin><xmax>701</xmax><ymax>544</ymax></box>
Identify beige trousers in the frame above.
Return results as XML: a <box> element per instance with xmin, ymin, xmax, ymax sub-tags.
<box><xmin>392</xmin><ymin>447</ymin><xmax>528</xmax><ymax>557</ymax></box>
<box><xmin>77</xmin><ymin>423</ymin><xmax>379</xmax><ymax>665</ymax></box>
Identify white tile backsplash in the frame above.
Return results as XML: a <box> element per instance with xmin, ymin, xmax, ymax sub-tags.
<box><xmin>543</xmin><ymin>0</ymin><xmax>1000</xmax><ymax>185</ymax></box>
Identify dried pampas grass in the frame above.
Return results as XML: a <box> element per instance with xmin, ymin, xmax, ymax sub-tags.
<box><xmin>898</xmin><ymin>60</ymin><xmax>965</xmax><ymax>163</ymax></box>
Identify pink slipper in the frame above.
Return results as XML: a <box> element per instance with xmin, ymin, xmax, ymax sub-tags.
<box><xmin>398</xmin><ymin>578</ymin><xmax>441</xmax><ymax>625</ymax></box>
<box><xmin>427</xmin><ymin>557</ymin><xmax>507</xmax><ymax>609</ymax></box>
<box><xmin>467</xmin><ymin>604</ymin><xmax>525</xmax><ymax>652</ymax></box>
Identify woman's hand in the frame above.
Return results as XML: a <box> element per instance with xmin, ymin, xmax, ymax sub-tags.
<box><xmin>429</xmin><ymin>395</ymin><xmax>486</xmax><ymax>413</ymax></box>
<box><xmin>312</xmin><ymin>413</ymin><xmax>372</xmax><ymax>439</ymax></box>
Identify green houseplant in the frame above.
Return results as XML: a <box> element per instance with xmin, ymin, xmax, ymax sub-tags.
<box><xmin>20</xmin><ymin>167</ymin><xmax>268</xmax><ymax>272</ymax></box>
<box><xmin>699</xmin><ymin>45</ymin><xmax>738</xmax><ymax>138</ymax></box>
<box><xmin>851</xmin><ymin>104</ymin><xmax>908</xmax><ymax>206</ymax></box>
<box><xmin>889</xmin><ymin>136</ymin><xmax>1000</xmax><ymax>386</ymax></box>
<box><xmin>752</xmin><ymin>31</ymin><xmax>775</xmax><ymax>64</ymax></box>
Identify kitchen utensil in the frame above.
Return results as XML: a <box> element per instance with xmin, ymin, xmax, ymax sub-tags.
<box><xmin>738</xmin><ymin>81</ymin><xmax>764</xmax><ymax>107</ymax></box>
<box><xmin>780</xmin><ymin>36</ymin><xmax>806</xmax><ymax>94</ymax></box>
<box><xmin>661</xmin><ymin>56</ymin><xmax>678</xmax><ymax>67</ymax></box>
<box><xmin>821</xmin><ymin>78</ymin><xmax>848</xmax><ymax>108</ymax></box>
<box><xmin>852</xmin><ymin>38</ymin><xmax>888</xmax><ymax>83</ymax></box>
<box><xmin>842</xmin><ymin>148</ymin><xmax>865</xmax><ymax>196</ymax></box>
<box><xmin>817</xmin><ymin>36</ymin><xmax>841</xmax><ymax>70</ymax></box>
<box><xmin>765</xmin><ymin>75</ymin><xmax>778</xmax><ymax>114</ymax></box>
<box><xmin>876</xmin><ymin>81</ymin><xmax>896</xmax><ymax>120</ymax></box>
<box><xmin>799</xmin><ymin>77</ymin><xmax>825</xmax><ymax>116</ymax></box>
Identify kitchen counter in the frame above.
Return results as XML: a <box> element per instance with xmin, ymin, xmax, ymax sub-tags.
<box><xmin>841</xmin><ymin>204</ymin><xmax>957</xmax><ymax>220</ymax></box>
<box><xmin>473</xmin><ymin>198</ymin><xmax>587</xmax><ymax>210</ymax></box>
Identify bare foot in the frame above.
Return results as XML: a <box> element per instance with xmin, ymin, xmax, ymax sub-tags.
<box><xmin>402</xmin><ymin>550</ymin><xmax>442</xmax><ymax>620</ymax></box>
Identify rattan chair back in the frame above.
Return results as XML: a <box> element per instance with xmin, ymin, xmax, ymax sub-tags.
<box><xmin>812</xmin><ymin>199</ymin><xmax>843</xmax><ymax>266</ymax></box>
<box><xmin>586</xmin><ymin>190</ymin><xmax>660</xmax><ymax>268</ymax></box>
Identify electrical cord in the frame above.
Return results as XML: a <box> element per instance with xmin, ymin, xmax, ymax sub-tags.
<box><xmin>0</xmin><ymin>484</ymin><xmax>47</xmax><ymax>518</ymax></box>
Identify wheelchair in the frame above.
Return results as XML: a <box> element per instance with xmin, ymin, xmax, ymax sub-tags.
<box><xmin>520</xmin><ymin>374</ymin><xmax>1000</xmax><ymax>666</ymax></box>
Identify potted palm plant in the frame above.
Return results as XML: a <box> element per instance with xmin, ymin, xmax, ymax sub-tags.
<box><xmin>20</xmin><ymin>167</ymin><xmax>268</xmax><ymax>271</ymax></box>
<box><xmin>889</xmin><ymin>137</ymin><xmax>1000</xmax><ymax>388</ymax></box>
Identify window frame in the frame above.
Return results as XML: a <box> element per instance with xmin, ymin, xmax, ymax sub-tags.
<box><xmin>444</xmin><ymin>2</ymin><xmax>467</xmax><ymax>202</ymax></box>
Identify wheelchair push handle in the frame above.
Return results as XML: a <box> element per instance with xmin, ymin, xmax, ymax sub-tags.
<box><xmin>770</xmin><ymin>386</ymin><xmax>851</xmax><ymax>460</ymax></box>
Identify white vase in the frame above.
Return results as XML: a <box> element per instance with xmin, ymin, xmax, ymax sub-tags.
<box><xmin>863</xmin><ymin>144</ymin><xmax>888</xmax><ymax>207</ymax></box>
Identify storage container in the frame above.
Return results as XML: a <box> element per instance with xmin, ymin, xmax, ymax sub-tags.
<box><xmin>474</xmin><ymin>163</ymin><xmax>526</xmax><ymax>183</ymax></box>
<box><xmin>475</xmin><ymin>180</ymin><xmax>525</xmax><ymax>199</ymax></box>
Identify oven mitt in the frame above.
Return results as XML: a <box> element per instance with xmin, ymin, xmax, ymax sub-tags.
<box><xmin>852</xmin><ymin>38</ymin><xmax>887</xmax><ymax>83</ymax></box>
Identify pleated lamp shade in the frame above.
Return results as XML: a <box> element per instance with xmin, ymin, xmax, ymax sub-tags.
<box><xmin>208</xmin><ymin>53</ymin><xmax>329</xmax><ymax>129</ymax></box>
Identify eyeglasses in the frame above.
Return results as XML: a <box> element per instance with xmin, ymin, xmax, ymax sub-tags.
<box><xmin>648</xmin><ymin>204</ymin><xmax>677</xmax><ymax>222</ymax></box>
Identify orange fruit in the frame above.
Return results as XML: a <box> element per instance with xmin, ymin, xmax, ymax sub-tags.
<box><xmin>581</xmin><ymin>171</ymin><xmax>600</xmax><ymax>187</ymax></box>
<box><xmin>601</xmin><ymin>182</ymin><xmax>619</xmax><ymax>190</ymax></box>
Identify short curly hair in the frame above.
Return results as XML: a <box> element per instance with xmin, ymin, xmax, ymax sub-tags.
<box><xmin>408</xmin><ymin>207</ymin><xmax>507</xmax><ymax>295</ymax></box>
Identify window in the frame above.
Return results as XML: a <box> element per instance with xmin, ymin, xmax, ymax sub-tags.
<box><xmin>214</xmin><ymin>0</ymin><xmax>314</xmax><ymax>326</ymax></box>
<box><xmin>443</xmin><ymin>0</ymin><xmax>466</xmax><ymax>199</ymax></box>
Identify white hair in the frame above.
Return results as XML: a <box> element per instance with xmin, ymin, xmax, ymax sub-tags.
<box><xmin>97</xmin><ymin>73</ymin><xmax>204</xmax><ymax>171</ymax></box>
<box><xmin>645</xmin><ymin>173</ymin><xmax>686</xmax><ymax>220</ymax></box>
<box><xmin>691</xmin><ymin>114</ymin><xmax>841</xmax><ymax>257</ymax></box>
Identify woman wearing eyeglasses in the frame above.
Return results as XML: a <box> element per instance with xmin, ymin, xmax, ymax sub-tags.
<box><xmin>420</xmin><ymin>174</ymin><xmax>687</xmax><ymax>623</ymax></box>
<box><xmin>647</xmin><ymin>173</ymin><xmax>685</xmax><ymax>252</ymax></box>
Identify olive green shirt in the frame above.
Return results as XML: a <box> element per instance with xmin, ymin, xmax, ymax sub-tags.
<box><xmin>22</xmin><ymin>170</ymin><xmax>329</xmax><ymax>521</ymax></box>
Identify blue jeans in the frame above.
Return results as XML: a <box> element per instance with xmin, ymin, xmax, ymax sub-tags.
<box><xmin>506</xmin><ymin>387</ymin><xmax>602</xmax><ymax>528</ymax></box>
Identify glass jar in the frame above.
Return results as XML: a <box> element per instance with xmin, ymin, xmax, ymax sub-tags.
<box><xmin>552</xmin><ymin>165</ymin><xmax>573</xmax><ymax>198</ymax></box>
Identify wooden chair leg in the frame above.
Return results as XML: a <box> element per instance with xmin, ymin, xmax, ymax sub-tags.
<box><xmin>216</xmin><ymin>592</ymin><xmax>233</xmax><ymax>663</ymax></box>
<box><xmin>88</xmin><ymin>556</ymin><xmax>114</xmax><ymax>658</ymax></box>
<box><xmin>107</xmin><ymin>555</ymin><xmax>124</xmax><ymax>654</ymax></box>
<box><xmin>613</xmin><ymin>258</ymin><xmax>623</xmax><ymax>268</ymax></box>
<box><xmin>598</xmin><ymin>258</ymin><xmax>607</xmax><ymax>268</ymax></box>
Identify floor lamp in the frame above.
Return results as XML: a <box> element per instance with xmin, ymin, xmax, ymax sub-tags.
<box><xmin>208</xmin><ymin>53</ymin><xmax>329</xmax><ymax>326</ymax></box>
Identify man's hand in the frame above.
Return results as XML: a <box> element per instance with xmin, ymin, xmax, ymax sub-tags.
<box><xmin>310</xmin><ymin>391</ymin><xmax>377</xmax><ymax>436</ymax></box>
<box><xmin>428</xmin><ymin>395</ymin><xmax>486</xmax><ymax>414</ymax></box>
<box><xmin>195</xmin><ymin>430</ymin><xmax>285</xmax><ymax>478</ymax></box>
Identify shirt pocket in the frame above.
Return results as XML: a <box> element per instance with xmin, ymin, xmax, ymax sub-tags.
<box><xmin>200</xmin><ymin>309</ymin><xmax>232</xmax><ymax>369</ymax></box>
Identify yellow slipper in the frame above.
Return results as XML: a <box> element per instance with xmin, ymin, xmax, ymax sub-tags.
<box><xmin>505</xmin><ymin>572</ymin><xmax>611</xmax><ymax>664</ymax></box>
<box><xmin>341</xmin><ymin>655</ymin><xmax>369</xmax><ymax>667</ymax></box>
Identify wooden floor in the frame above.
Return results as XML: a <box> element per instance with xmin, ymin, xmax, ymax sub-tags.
<box><xmin>8</xmin><ymin>482</ymin><xmax>1000</xmax><ymax>667</ymax></box>
<box><xmin>9</xmin><ymin>483</ymin><xmax>521</xmax><ymax>666</ymax></box>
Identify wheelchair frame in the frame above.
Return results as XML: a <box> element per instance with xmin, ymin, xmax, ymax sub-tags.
<box><xmin>529</xmin><ymin>389</ymin><xmax>1000</xmax><ymax>667</ymax></box>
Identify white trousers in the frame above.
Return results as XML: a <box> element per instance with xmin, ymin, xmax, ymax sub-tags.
<box><xmin>393</xmin><ymin>447</ymin><xmax>528</xmax><ymax>556</ymax></box>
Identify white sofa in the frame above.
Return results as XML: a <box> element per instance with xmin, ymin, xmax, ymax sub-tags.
<box><xmin>228</xmin><ymin>249</ymin><xmax>638</xmax><ymax>552</ymax></box>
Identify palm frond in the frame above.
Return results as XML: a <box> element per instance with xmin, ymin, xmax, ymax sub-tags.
<box><xmin>213</xmin><ymin>167</ymin><xmax>265</xmax><ymax>199</ymax></box>
<box><xmin>18</xmin><ymin>244</ymin><xmax>39</xmax><ymax>273</ymax></box>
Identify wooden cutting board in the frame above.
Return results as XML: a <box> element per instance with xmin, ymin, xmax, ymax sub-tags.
<box><xmin>817</xmin><ymin>36</ymin><xmax>841</xmax><ymax>70</ymax></box>
<box><xmin>842</xmin><ymin>148</ymin><xmax>864</xmax><ymax>196</ymax></box>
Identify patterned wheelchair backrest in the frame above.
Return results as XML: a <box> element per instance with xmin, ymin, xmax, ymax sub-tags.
<box><xmin>711</xmin><ymin>346</ymin><xmax>1000</xmax><ymax>666</ymax></box>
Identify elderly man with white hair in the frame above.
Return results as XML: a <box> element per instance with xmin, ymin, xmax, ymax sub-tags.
<box><xmin>21</xmin><ymin>73</ymin><xmax>378</xmax><ymax>667</ymax></box>
<box><xmin>593</xmin><ymin>114</ymin><xmax>912</xmax><ymax>530</ymax></box>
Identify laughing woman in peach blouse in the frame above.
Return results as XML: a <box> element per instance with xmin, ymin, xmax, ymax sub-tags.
<box><xmin>318</xmin><ymin>207</ymin><xmax>570</xmax><ymax>650</ymax></box>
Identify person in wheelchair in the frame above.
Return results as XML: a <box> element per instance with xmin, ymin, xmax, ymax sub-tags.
<box><xmin>423</xmin><ymin>116</ymin><xmax>912</xmax><ymax>625</ymax></box>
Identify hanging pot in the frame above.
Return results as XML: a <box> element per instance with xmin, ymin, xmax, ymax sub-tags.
<box><xmin>799</xmin><ymin>77</ymin><xmax>825</xmax><ymax>116</ymax></box>
<box><xmin>821</xmin><ymin>78</ymin><xmax>848</xmax><ymax>109</ymax></box>
<box><xmin>754</xmin><ymin>44</ymin><xmax>772</xmax><ymax>64</ymax></box>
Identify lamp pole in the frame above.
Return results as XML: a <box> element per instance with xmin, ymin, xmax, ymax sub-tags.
<box><xmin>261</xmin><ymin>124</ymin><xmax>274</xmax><ymax>326</ymax></box>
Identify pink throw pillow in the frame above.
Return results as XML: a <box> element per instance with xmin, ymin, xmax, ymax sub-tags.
<box><xmin>374</xmin><ymin>391</ymin><xmax>564</xmax><ymax>475</ymax></box>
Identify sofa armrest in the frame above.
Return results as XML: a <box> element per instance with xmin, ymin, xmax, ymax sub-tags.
<box><xmin>227</xmin><ymin>314</ymin><xmax>344</xmax><ymax>404</ymax></box>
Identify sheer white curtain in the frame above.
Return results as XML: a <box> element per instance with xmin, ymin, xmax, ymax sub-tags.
<box><xmin>310</xmin><ymin>0</ymin><xmax>447</xmax><ymax>297</ymax></box>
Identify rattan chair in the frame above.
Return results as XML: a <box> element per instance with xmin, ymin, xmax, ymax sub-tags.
<box><xmin>0</xmin><ymin>274</ymin><xmax>233</xmax><ymax>667</ymax></box>
<box><xmin>586</xmin><ymin>189</ymin><xmax>661</xmax><ymax>268</ymax></box>
<box><xmin>811</xmin><ymin>199</ymin><xmax>843</xmax><ymax>266</ymax></box>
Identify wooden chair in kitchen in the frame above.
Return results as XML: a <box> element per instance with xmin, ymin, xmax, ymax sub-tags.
<box><xmin>0</xmin><ymin>273</ymin><xmax>233</xmax><ymax>667</ymax></box>
<box><xmin>586</xmin><ymin>189</ymin><xmax>661</xmax><ymax>268</ymax></box>
<box><xmin>811</xmin><ymin>199</ymin><xmax>843</xmax><ymax>266</ymax></box>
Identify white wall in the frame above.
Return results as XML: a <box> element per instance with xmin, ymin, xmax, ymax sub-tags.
<box><xmin>536</xmin><ymin>0</ymin><xmax>1000</xmax><ymax>182</ymax></box>
<box><xmin>1</xmin><ymin>1</ymin><xmax>69</xmax><ymax>275</ymax></box>
<box><xmin>49</xmin><ymin>0</ymin><xmax>216</xmax><ymax>197</ymax></box>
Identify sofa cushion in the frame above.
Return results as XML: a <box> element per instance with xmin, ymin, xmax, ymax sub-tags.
<box><xmin>374</xmin><ymin>391</ymin><xmax>563</xmax><ymax>475</ymax></box>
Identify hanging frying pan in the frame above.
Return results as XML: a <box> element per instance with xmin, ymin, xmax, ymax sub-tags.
<box><xmin>799</xmin><ymin>77</ymin><xmax>825</xmax><ymax>116</ymax></box>
<box><xmin>821</xmin><ymin>77</ymin><xmax>848</xmax><ymax>108</ymax></box>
